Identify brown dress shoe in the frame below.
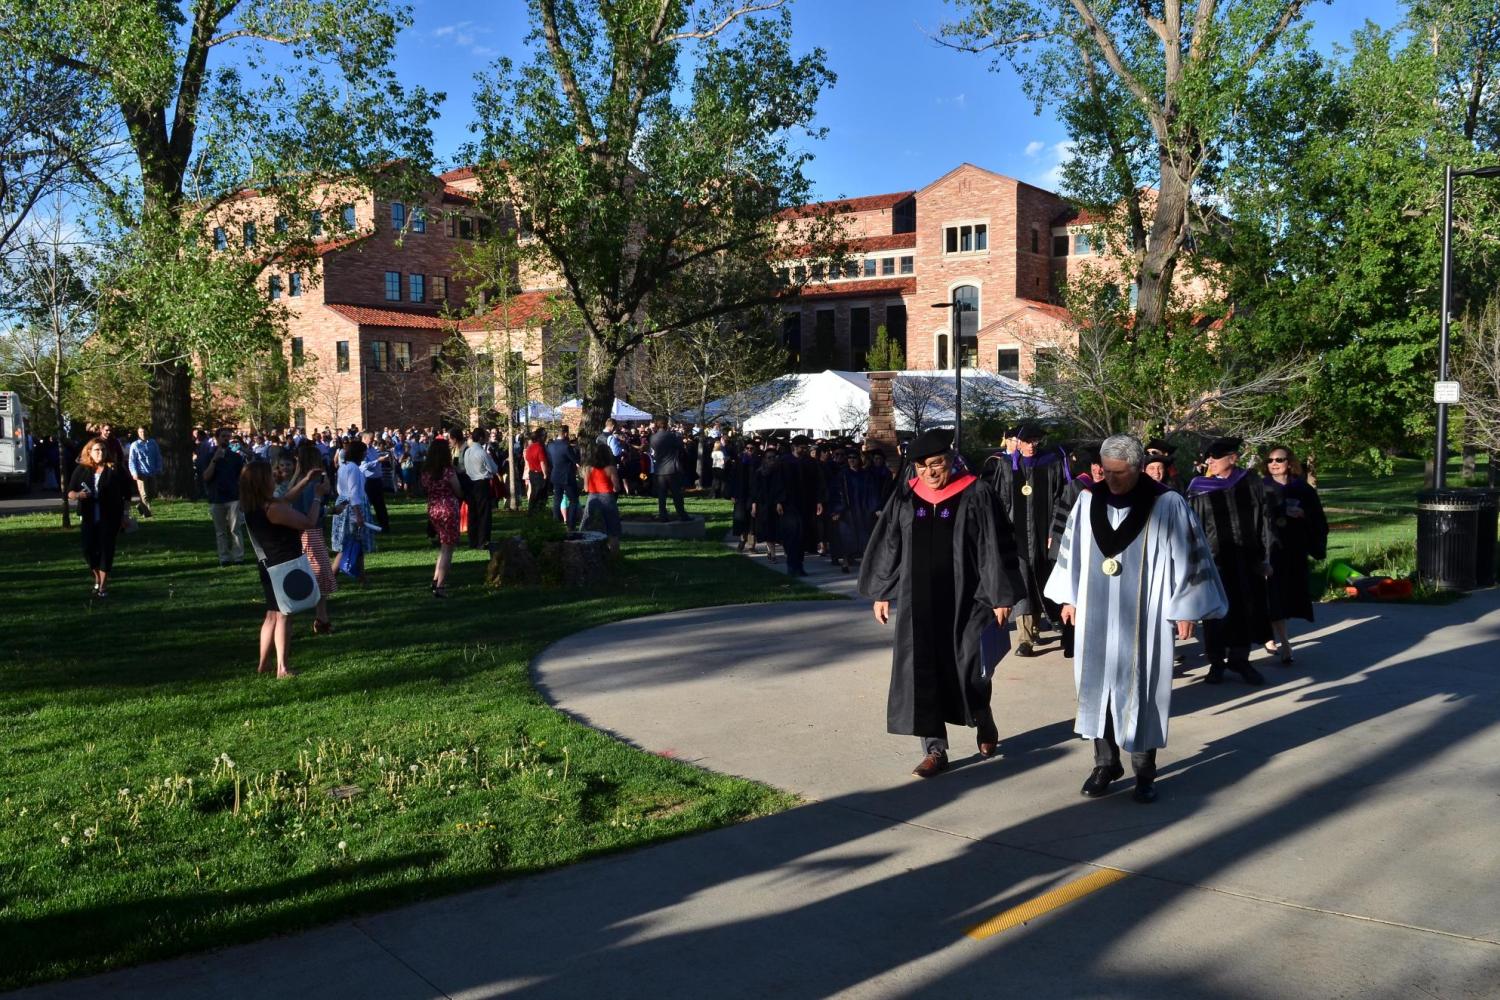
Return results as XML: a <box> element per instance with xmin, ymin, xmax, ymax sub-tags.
<box><xmin>911</xmin><ymin>750</ymin><xmax>948</xmax><ymax>778</ymax></box>
<box><xmin>977</xmin><ymin>741</ymin><xmax>999</xmax><ymax>759</ymax></box>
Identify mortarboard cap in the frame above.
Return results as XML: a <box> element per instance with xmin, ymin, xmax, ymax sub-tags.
<box><xmin>1014</xmin><ymin>422</ymin><xmax>1046</xmax><ymax>443</ymax></box>
<box><xmin>1146</xmin><ymin>438</ymin><xmax>1175</xmax><ymax>456</ymax></box>
<box><xmin>909</xmin><ymin>427</ymin><xmax>954</xmax><ymax>461</ymax></box>
<box><xmin>1202</xmin><ymin>436</ymin><xmax>1242</xmax><ymax>460</ymax></box>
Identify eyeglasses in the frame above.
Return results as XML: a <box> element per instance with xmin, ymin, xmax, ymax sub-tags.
<box><xmin>1267</xmin><ymin>456</ymin><xmax>1290</xmax><ymax>464</ymax></box>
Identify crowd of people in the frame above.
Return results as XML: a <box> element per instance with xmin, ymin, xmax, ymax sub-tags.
<box><xmin>857</xmin><ymin>423</ymin><xmax>1330</xmax><ymax>802</ymax></box>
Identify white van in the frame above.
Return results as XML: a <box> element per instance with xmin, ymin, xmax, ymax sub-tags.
<box><xmin>0</xmin><ymin>392</ymin><xmax>32</xmax><ymax>488</ymax></box>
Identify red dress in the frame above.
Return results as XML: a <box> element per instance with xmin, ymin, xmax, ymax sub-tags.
<box><xmin>423</xmin><ymin>470</ymin><xmax>460</xmax><ymax>546</ymax></box>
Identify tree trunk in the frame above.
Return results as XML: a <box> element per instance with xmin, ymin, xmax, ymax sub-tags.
<box><xmin>1134</xmin><ymin>151</ymin><xmax>1192</xmax><ymax>331</ymax></box>
<box><xmin>579</xmin><ymin>352</ymin><xmax>621</xmax><ymax>446</ymax></box>
<box><xmin>151</xmin><ymin>356</ymin><xmax>195</xmax><ymax>497</ymax></box>
<box><xmin>53</xmin><ymin>323</ymin><xmax>70</xmax><ymax>527</ymax></box>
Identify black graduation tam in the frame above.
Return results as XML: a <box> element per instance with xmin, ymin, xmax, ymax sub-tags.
<box><xmin>1005</xmin><ymin>425</ymin><xmax>1020</xmax><ymax>439</ymax></box>
<box><xmin>1014</xmin><ymin>421</ymin><xmax>1045</xmax><ymax>443</ymax></box>
<box><xmin>1143</xmin><ymin>453</ymin><xmax>1170</xmax><ymax>468</ymax></box>
<box><xmin>791</xmin><ymin>434</ymin><xmax>811</xmax><ymax>446</ymax></box>
<box><xmin>909</xmin><ymin>427</ymin><xmax>954</xmax><ymax>461</ymax></box>
<box><xmin>1146</xmin><ymin>438</ymin><xmax>1175</xmax><ymax>456</ymax></box>
<box><xmin>1202</xmin><ymin>436</ymin><xmax>1242</xmax><ymax>460</ymax></box>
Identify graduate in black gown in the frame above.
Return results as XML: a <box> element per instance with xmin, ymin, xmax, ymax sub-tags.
<box><xmin>1187</xmin><ymin>437</ymin><xmax>1277</xmax><ymax>685</ymax></box>
<box><xmin>1262</xmin><ymin>444</ymin><xmax>1328</xmax><ymax>664</ymax></box>
<box><xmin>865</xmin><ymin>449</ymin><xmax>896</xmax><ymax>507</ymax></box>
<box><xmin>859</xmin><ymin>428</ymin><xmax>1023</xmax><ymax>778</ymax></box>
<box><xmin>989</xmin><ymin>421</ymin><xmax>1069</xmax><ymax>657</ymax></box>
<box><xmin>728</xmin><ymin>439</ymin><xmax>760</xmax><ymax>552</ymax></box>
<box><xmin>828</xmin><ymin>449</ymin><xmax>878</xmax><ymax>572</ymax></box>
<box><xmin>1049</xmin><ymin>445</ymin><xmax>1101</xmax><ymax>659</ymax></box>
<box><xmin>750</xmin><ymin>440</ymin><xmax>784</xmax><ymax>562</ymax></box>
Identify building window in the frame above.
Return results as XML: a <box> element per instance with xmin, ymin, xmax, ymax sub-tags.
<box><xmin>268</xmin><ymin>275</ymin><xmax>282</xmax><ymax>300</ymax></box>
<box><xmin>445</xmin><ymin>215</ymin><xmax>457</xmax><ymax>238</ymax></box>
<box><xmin>1073</xmin><ymin>231</ymin><xmax>1092</xmax><ymax>256</ymax></box>
<box><xmin>311</xmin><ymin>210</ymin><xmax>324</xmax><ymax>236</ymax></box>
<box><xmin>459</xmin><ymin>217</ymin><xmax>474</xmax><ymax>240</ymax></box>
<box><xmin>887</xmin><ymin>304</ymin><xmax>907</xmax><ymax>358</ymax></box>
<box><xmin>945</xmin><ymin>224</ymin><xmax>988</xmax><ymax>254</ymax></box>
<box><xmin>409</xmin><ymin>274</ymin><xmax>425</xmax><ymax>303</ymax></box>
<box><xmin>792</xmin><ymin>264</ymin><xmax>806</xmax><ymax>281</ymax></box>
<box><xmin>952</xmin><ymin>285</ymin><xmax>979</xmax><ymax>340</ymax></box>
<box><xmin>843</xmin><ymin>261</ymin><xmax>859</xmax><ymax>279</ymax></box>
<box><xmin>243</xmin><ymin>222</ymin><xmax>256</xmax><ymax>248</ymax></box>
<box><xmin>997</xmin><ymin>348</ymin><xmax>1020</xmax><ymax>381</ymax></box>
<box><xmin>341</xmin><ymin>204</ymin><xmax>357</xmax><ymax>230</ymax></box>
<box><xmin>782</xmin><ymin>312</ymin><xmax>801</xmax><ymax>365</ymax></box>
<box><xmin>291</xmin><ymin>338</ymin><xmax>305</xmax><ymax>367</ymax></box>
<box><xmin>384</xmin><ymin>271</ymin><xmax>401</xmax><ymax>301</ymax></box>
<box><xmin>293</xmin><ymin>407</ymin><xmax>305</xmax><ymax>429</ymax></box>
<box><xmin>411</xmin><ymin>207</ymin><xmax>425</xmax><ymax>234</ymax></box>
<box><xmin>863</xmin><ymin>259</ymin><xmax>877</xmax><ymax>277</ymax></box>
<box><xmin>851</xmin><ymin>307</ymin><xmax>871</xmax><ymax>369</ymax></box>
<box><xmin>370</xmin><ymin>341</ymin><xmax>389</xmax><ymax>372</ymax></box>
<box><xmin>936</xmin><ymin>333</ymin><xmax>950</xmax><ymax>371</ymax></box>
<box><xmin>810</xmin><ymin>262</ymin><xmax>825</xmax><ymax>281</ymax></box>
<box><xmin>213</xmin><ymin>227</ymin><xmax>226</xmax><ymax>251</ymax></box>
<box><xmin>289</xmin><ymin>272</ymin><xmax>302</xmax><ymax>297</ymax></box>
<box><xmin>391</xmin><ymin>202</ymin><xmax>406</xmax><ymax>230</ymax></box>
<box><xmin>882</xmin><ymin>257</ymin><xmax>895</xmax><ymax>276</ymax></box>
<box><xmin>899</xmin><ymin>256</ymin><xmax>913</xmax><ymax>275</ymax></box>
<box><xmin>777</xmin><ymin>267</ymin><xmax>791</xmax><ymax>284</ymax></box>
<box><xmin>813</xmin><ymin>309</ymin><xmax>835</xmax><ymax>371</ymax></box>
<box><xmin>274</xmin><ymin>215</ymin><xmax>288</xmax><ymax>235</ymax></box>
<box><xmin>1030</xmin><ymin>228</ymin><xmax>1039</xmax><ymax>253</ymax></box>
<box><xmin>432</xmin><ymin>275</ymin><xmax>448</xmax><ymax>302</ymax></box>
<box><xmin>1033</xmin><ymin>346</ymin><xmax>1059</xmax><ymax>383</ymax></box>
<box><xmin>394</xmin><ymin>341</ymin><xmax>411</xmax><ymax>371</ymax></box>
<box><xmin>336</xmin><ymin>341</ymin><xmax>350</xmax><ymax>372</ymax></box>
<box><xmin>1053</xmin><ymin>234</ymin><xmax>1069</xmax><ymax>256</ymax></box>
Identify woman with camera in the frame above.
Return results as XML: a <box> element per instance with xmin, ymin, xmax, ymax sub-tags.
<box><xmin>241</xmin><ymin>461</ymin><xmax>328</xmax><ymax>678</ymax></box>
<box><xmin>67</xmin><ymin>436</ymin><xmax>131</xmax><ymax>598</ymax></box>
<box><xmin>281</xmin><ymin>441</ymin><xmax>339</xmax><ymax>634</ymax></box>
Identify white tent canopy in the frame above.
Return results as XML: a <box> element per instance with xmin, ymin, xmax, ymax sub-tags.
<box><xmin>514</xmin><ymin>400</ymin><xmax>559</xmax><ymax>422</ymax></box>
<box><xmin>558</xmin><ymin>397</ymin><xmax>653</xmax><ymax>422</ymax></box>
<box><xmin>709</xmin><ymin>369</ymin><xmax>1051</xmax><ymax>436</ymax></box>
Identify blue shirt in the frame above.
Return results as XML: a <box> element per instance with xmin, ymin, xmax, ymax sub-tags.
<box><xmin>201</xmin><ymin>449</ymin><xmax>244</xmax><ymax>504</ymax></box>
<box><xmin>128</xmin><ymin>438</ymin><xmax>161</xmax><ymax>477</ymax></box>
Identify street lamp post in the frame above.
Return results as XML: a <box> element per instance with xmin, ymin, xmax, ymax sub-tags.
<box><xmin>931</xmin><ymin>297</ymin><xmax>963</xmax><ymax>452</ymax></box>
<box><xmin>1435</xmin><ymin>163</ymin><xmax>1500</xmax><ymax>489</ymax></box>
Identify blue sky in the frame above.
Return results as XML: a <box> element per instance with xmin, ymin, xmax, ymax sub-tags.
<box><xmin>398</xmin><ymin>0</ymin><xmax>1407</xmax><ymax>200</ymax></box>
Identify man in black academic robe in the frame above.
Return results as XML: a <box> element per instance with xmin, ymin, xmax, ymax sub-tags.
<box><xmin>1187</xmin><ymin>437</ymin><xmax>1278</xmax><ymax>685</ymax></box>
<box><xmin>860</xmin><ymin>428</ymin><xmax>1023</xmax><ymax>778</ymax></box>
<box><xmin>989</xmin><ymin>421</ymin><xmax>1069</xmax><ymax>657</ymax></box>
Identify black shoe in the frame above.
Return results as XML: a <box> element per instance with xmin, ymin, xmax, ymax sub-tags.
<box><xmin>1205</xmin><ymin>662</ymin><xmax>1226</xmax><ymax>684</ymax></box>
<box><xmin>1081</xmin><ymin>764</ymin><xmax>1124</xmax><ymax>797</ymax></box>
<box><xmin>1233</xmin><ymin>662</ymin><xmax>1266</xmax><ymax>686</ymax></box>
<box><xmin>1133</xmin><ymin>779</ymin><xmax>1158</xmax><ymax>804</ymax></box>
<box><xmin>1014</xmin><ymin>641</ymin><xmax>1035</xmax><ymax>658</ymax></box>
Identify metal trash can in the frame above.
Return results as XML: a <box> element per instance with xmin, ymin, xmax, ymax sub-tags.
<box><xmin>1417</xmin><ymin>489</ymin><xmax>1484</xmax><ymax>590</ymax></box>
<box><xmin>1476</xmin><ymin>489</ymin><xmax>1500</xmax><ymax>587</ymax></box>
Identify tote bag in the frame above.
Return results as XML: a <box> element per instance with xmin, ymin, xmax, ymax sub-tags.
<box><xmin>265</xmin><ymin>554</ymin><xmax>322</xmax><ymax>615</ymax></box>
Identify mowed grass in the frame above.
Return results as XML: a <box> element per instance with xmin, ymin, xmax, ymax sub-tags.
<box><xmin>0</xmin><ymin>492</ymin><xmax>818</xmax><ymax>990</ymax></box>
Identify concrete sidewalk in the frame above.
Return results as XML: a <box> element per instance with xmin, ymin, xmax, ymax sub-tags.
<box><xmin>15</xmin><ymin>552</ymin><xmax>1500</xmax><ymax>999</ymax></box>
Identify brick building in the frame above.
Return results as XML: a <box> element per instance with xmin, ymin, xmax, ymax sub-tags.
<box><xmin>776</xmin><ymin>162</ymin><xmax>1169</xmax><ymax>384</ymax></box>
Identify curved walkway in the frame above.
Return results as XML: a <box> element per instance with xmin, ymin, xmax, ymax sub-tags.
<box><xmin>18</xmin><ymin>550</ymin><xmax>1500</xmax><ymax>999</ymax></box>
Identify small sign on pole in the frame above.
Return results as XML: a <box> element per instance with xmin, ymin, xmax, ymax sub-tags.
<box><xmin>1434</xmin><ymin>381</ymin><xmax>1461</xmax><ymax>404</ymax></box>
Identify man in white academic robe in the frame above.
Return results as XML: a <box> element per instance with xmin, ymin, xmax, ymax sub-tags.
<box><xmin>1045</xmin><ymin>434</ymin><xmax>1228</xmax><ymax>803</ymax></box>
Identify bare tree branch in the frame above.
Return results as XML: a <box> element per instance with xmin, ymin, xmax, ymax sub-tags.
<box><xmin>662</xmin><ymin>1</ymin><xmax>787</xmax><ymax>43</ymax></box>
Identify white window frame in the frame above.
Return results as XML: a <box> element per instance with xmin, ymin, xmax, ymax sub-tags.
<box><xmin>995</xmin><ymin>344</ymin><xmax>1022</xmax><ymax>378</ymax></box>
<box><xmin>943</xmin><ymin>219</ymin><xmax>991</xmax><ymax>256</ymax></box>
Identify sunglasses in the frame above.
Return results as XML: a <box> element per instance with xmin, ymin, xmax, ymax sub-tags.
<box><xmin>1267</xmin><ymin>456</ymin><xmax>1290</xmax><ymax>463</ymax></box>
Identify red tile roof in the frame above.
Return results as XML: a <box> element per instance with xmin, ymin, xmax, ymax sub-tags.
<box><xmin>792</xmin><ymin>277</ymin><xmax>916</xmax><ymax>300</ymax></box>
<box><xmin>777</xmin><ymin>190</ymin><xmax>916</xmax><ymax>220</ymax></box>
<box><xmin>1052</xmin><ymin>207</ymin><xmax>1109</xmax><ymax>227</ymax></box>
<box><xmin>458</xmin><ymin>290</ymin><xmax>560</xmax><ymax>331</ymax></box>
<box><xmin>442</xmin><ymin>185</ymin><xmax>476</xmax><ymax>204</ymax></box>
<box><xmin>438</xmin><ymin>166</ymin><xmax>476</xmax><ymax>182</ymax></box>
<box><xmin>983</xmin><ymin>299</ymin><xmax>1074</xmax><ymax>329</ymax></box>
<box><xmin>785</xmin><ymin>231</ymin><xmax>917</xmax><ymax>259</ymax></box>
<box><xmin>326</xmin><ymin>304</ymin><xmax>454</xmax><ymax>329</ymax></box>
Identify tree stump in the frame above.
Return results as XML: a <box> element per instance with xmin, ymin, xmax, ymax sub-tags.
<box><xmin>487</xmin><ymin>535</ymin><xmax>542</xmax><ymax>587</ymax></box>
<box><xmin>560</xmin><ymin>530</ymin><xmax>611</xmax><ymax>587</ymax></box>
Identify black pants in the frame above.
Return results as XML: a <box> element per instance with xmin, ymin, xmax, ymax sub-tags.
<box><xmin>1094</xmin><ymin>713</ymin><xmax>1157</xmax><ymax>781</ymax></box>
<box><xmin>780</xmin><ymin>509</ymin><xmax>805</xmax><ymax>573</ymax></box>
<box><xmin>527</xmin><ymin>472</ymin><xmax>549</xmax><ymax>515</ymax></box>
<box><xmin>920</xmin><ymin>704</ymin><xmax>998</xmax><ymax>755</ymax></box>
<box><xmin>466</xmin><ymin>481</ymin><xmax>494</xmax><ymax>548</ymax></box>
<box><xmin>81</xmin><ymin>516</ymin><xmax>119</xmax><ymax>572</ymax></box>
<box><xmin>366</xmin><ymin>477</ymin><xmax>390</xmax><ymax>531</ymax></box>
<box><xmin>655</xmin><ymin>472</ymin><xmax>686</xmax><ymax>519</ymax></box>
<box><xmin>1202</xmin><ymin>619</ymin><xmax>1249</xmax><ymax>667</ymax></box>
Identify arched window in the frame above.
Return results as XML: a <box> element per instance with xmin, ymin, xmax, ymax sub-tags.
<box><xmin>936</xmin><ymin>333</ymin><xmax>950</xmax><ymax>370</ymax></box>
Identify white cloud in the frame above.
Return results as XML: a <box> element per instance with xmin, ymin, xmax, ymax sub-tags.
<box><xmin>1031</xmin><ymin>140</ymin><xmax>1075</xmax><ymax>191</ymax></box>
<box><xmin>1024</xmin><ymin>140</ymin><xmax>1046</xmax><ymax>158</ymax></box>
<box><xmin>935</xmin><ymin>93</ymin><xmax>967</xmax><ymax>108</ymax></box>
<box><xmin>431</xmin><ymin>20</ymin><xmax>497</xmax><ymax>58</ymax></box>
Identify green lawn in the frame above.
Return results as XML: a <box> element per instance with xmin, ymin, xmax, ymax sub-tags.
<box><xmin>0</xmin><ymin>493</ymin><xmax>818</xmax><ymax>990</ymax></box>
<box><xmin>1313</xmin><ymin>455</ymin><xmax>1492</xmax><ymax>593</ymax></box>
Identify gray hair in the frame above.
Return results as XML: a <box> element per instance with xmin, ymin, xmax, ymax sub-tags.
<box><xmin>1099</xmin><ymin>434</ymin><xmax>1145</xmax><ymax>469</ymax></box>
